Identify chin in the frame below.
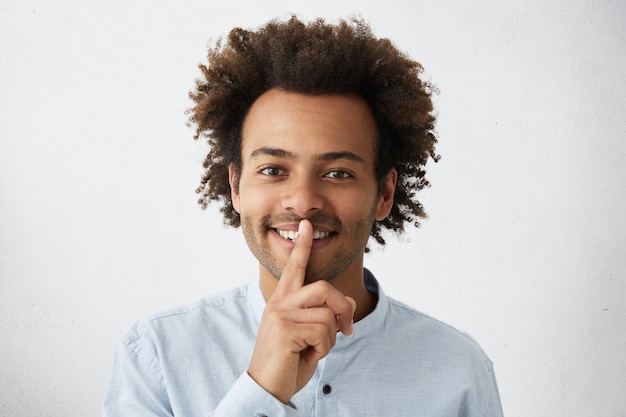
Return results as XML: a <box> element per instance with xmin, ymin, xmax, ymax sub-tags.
<box><xmin>302</xmin><ymin>264</ymin><xmax>346</xmax><ymax>285</ymax></box>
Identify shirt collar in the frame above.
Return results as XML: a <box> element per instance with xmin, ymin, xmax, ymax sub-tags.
<box><xmin>337</xmin><ymin>268</ymin><xmax>388</xmax><ymax>347</ymax></box>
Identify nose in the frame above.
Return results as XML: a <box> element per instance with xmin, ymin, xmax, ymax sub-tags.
<box><xmin>281</xmin><ymin>174</ymin><xmax>325</xmax><ymax>216</ymax></box>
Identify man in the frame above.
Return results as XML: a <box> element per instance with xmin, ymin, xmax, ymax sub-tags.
<box><xmin>104</xmin><ymin>16</ymin><xmax>503</xmax><ymax>417</ymax></box>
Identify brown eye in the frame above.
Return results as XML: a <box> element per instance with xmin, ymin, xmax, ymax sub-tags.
<box><xmin>260</xmin><ymin>166</ymin><xmax>284</xmax><ymax>176</ymax></box>
<box><xmin>325</xmin><ymin>170</ymin><xmax>352</xmax><ymax>179</ymax></box>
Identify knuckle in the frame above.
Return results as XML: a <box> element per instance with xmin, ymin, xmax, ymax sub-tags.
<box><xmin>320</xmin><ymin>308</ymin><xmax>336</xmax><ymax>324</ymax></box>
<box><xmin>263</xmin><ymin>302</ymin><xmax>280</xmax><ymax>315</ymax></box>
<box><xmin>311</xmin><ymin>280</ymin><xmax>333</xmax><ymax>292</ymax></box>
<box><xmin>263</xmin><ymin>309</ymin><xmax>285</xmax><ymax>326</ymax></box>
<box><xmin>274</xmin><ymin>319</ymin><xmax>291</xmax><ymax>334</ymax></box>
<box><xmin>309</xmin><ymin>324</ymin><xmax>330</xmax><ymax>343</ymax></box>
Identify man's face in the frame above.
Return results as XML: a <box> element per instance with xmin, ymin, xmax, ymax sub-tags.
<box><xmin>230</xmin><ymin>88</ymin><xmax>395</xmax><ymax>285</ymax></box>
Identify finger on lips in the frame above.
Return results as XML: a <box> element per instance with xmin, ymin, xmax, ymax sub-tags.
<box><xmin>272</xmin><ymin>218</ymin><xmax>355</xmax><ymax>335</ymax></box>
<box><xmin>273</xmin><ymin>219</ymin><xmax>313</xmax><ymax>297</ymax></box>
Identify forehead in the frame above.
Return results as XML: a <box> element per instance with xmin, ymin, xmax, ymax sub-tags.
<box><xmin>241</xmin><ymin>89</ymin><xmax>378</xmax><ymax>163</ymax></box>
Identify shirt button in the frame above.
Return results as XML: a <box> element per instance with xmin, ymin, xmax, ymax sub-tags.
<box><xmin>322</xmin><ymin>384</ymin><xmax>332</xmax><ymax>395</ymax></box>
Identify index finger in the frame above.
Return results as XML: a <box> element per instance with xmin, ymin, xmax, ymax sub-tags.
<box><xmin>274</xmin><ymin>219</ymin><xmax>313</xmax><ymax>297</ymax></box>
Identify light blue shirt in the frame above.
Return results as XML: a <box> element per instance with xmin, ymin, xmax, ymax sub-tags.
<box><xmin>103</xmin><ymin>270</ymin><xmax>503</xmax><ymax>416</ymax></box>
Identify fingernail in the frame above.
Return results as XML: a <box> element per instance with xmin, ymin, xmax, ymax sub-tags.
<box><xmin>295</xmin><ymin>220</ymin><xmax>305</xmax><ymax>242</ymax></box>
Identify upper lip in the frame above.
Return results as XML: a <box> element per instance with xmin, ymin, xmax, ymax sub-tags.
<box><xmin>272</xmin><ymin>223</ymin><xmax>334</xmax><ymax>233</ymax></box>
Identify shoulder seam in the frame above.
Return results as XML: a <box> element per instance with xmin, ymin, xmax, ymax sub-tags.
<box><xmin>126</xmin><ymin>286</ymin><xmax>249</xmax><ymax>344</ymax></box>
<box><xmin>386</xmin><ymin>296</ymin><xmax>488</xmax><ymax>352</ymax></box>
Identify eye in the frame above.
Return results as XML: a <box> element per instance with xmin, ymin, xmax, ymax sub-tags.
<box><xmin>259</xmin><ymin>166</ymin><xmax>286</xmax><ymax>176</ymax></box>
<box><xmin>325</xmin><ymin>169</ymin><xmax>353</xmax><ymax>179</ymax></box>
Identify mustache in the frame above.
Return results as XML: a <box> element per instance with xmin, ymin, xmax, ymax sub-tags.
<box><xmin>263</xmin><ymin>212</ymin><xmax>342</xmax><ymax>231</ymax></box>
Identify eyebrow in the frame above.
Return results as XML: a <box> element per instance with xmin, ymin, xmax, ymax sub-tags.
<box><xmin>249</xmin><ymin>147</ymin><xmax>366</xmax><ymax>166</ymax></box>
<box><xmin>250</xmin><ymin>147</ymin><xmax>293</xmax><ymax>159</ymax></box>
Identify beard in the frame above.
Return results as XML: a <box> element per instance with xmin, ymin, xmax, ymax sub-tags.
<box><xmin>240</xmin><ymin>206</ymin><xmax>377</xmax><ymax>284</ymax></box>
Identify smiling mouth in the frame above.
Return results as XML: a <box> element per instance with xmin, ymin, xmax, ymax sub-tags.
<box><xmin>275</xmin><ymin>229</ymin><xmax>332</xmax><ymax>242</ymax></box>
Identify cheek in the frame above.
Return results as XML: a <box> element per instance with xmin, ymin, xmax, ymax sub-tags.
<box><xmin>334</xmin><ymin>190</ymin><xmax>378</xmax><ymax>217</ymax></box>
<box><xmin>236</xmin><ymin>185</ymin><xmax>272</xmax><ymax>214</ymax></box>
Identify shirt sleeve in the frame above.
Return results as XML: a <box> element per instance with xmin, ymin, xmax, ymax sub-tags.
<box><xmin>211</xmin><ymin>372</ymin><xmax>298</xmax><ymax>417</ymax></box>
<box><xmin>103</xmin><ymin>341</ymin><xmax>297</xmax><ymax>417</ymax></box>
<box><xmin>460</xmin><ymin>359</ymin><xmax>504</xmax><ymax>417</ymax></box>
<box><xmin>482</xmin><ymin>364</ymin><xmax>504</xmax><ymax>417</ymax></box>
<box><xmin>103</xmin><ymin>341</ymin><xmax>174</xmax><ymax>417</ymax></box>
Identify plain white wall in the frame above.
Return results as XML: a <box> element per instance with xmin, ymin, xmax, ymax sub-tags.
<box><xmin>1</xmin><ymin>1</ymin><xmax>624</xmax><ymax>416</ymax></box>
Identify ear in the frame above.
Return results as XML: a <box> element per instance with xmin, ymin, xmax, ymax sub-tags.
<box><xmin>375</xmin><ymin>168</ymin><xmax>397</xmax><ymax>221</ymax></box>
<box><xmin>228</xmin><ymin>164</ymin><xmax>241</xmax><ymax>214</ymax></box>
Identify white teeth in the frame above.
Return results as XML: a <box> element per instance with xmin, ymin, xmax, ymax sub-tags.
<box><xmin>312</xmin><ymin>230</ymin><xmax>330</xmax><ymax>240</ymax></box>
<box><xmin>277</xmin><ymin>229</ymin><xmax>330</xmax><ymax>241</ymax></box>
<box><xmin>277</xmin><ymin>230</ymin><xmax>299</xmax><ymax>241</ymax></box>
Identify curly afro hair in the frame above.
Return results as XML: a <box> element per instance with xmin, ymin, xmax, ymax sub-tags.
<box><xmin>187</xmin><ymin>16</ymin><xmax>439</xmax><ymax>248</ymax></box>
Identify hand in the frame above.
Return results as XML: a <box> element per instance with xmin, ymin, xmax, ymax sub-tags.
<box><xmin>247</xmin><ymin>219</ymin><xmax>356</xmax><ymax>404</ymax></box>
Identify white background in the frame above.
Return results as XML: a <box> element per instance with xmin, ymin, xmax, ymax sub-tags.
<box><xmin>1</xmin><ymin>1</ymin><xmax>625</xmax><ymax>416</ymax></box>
